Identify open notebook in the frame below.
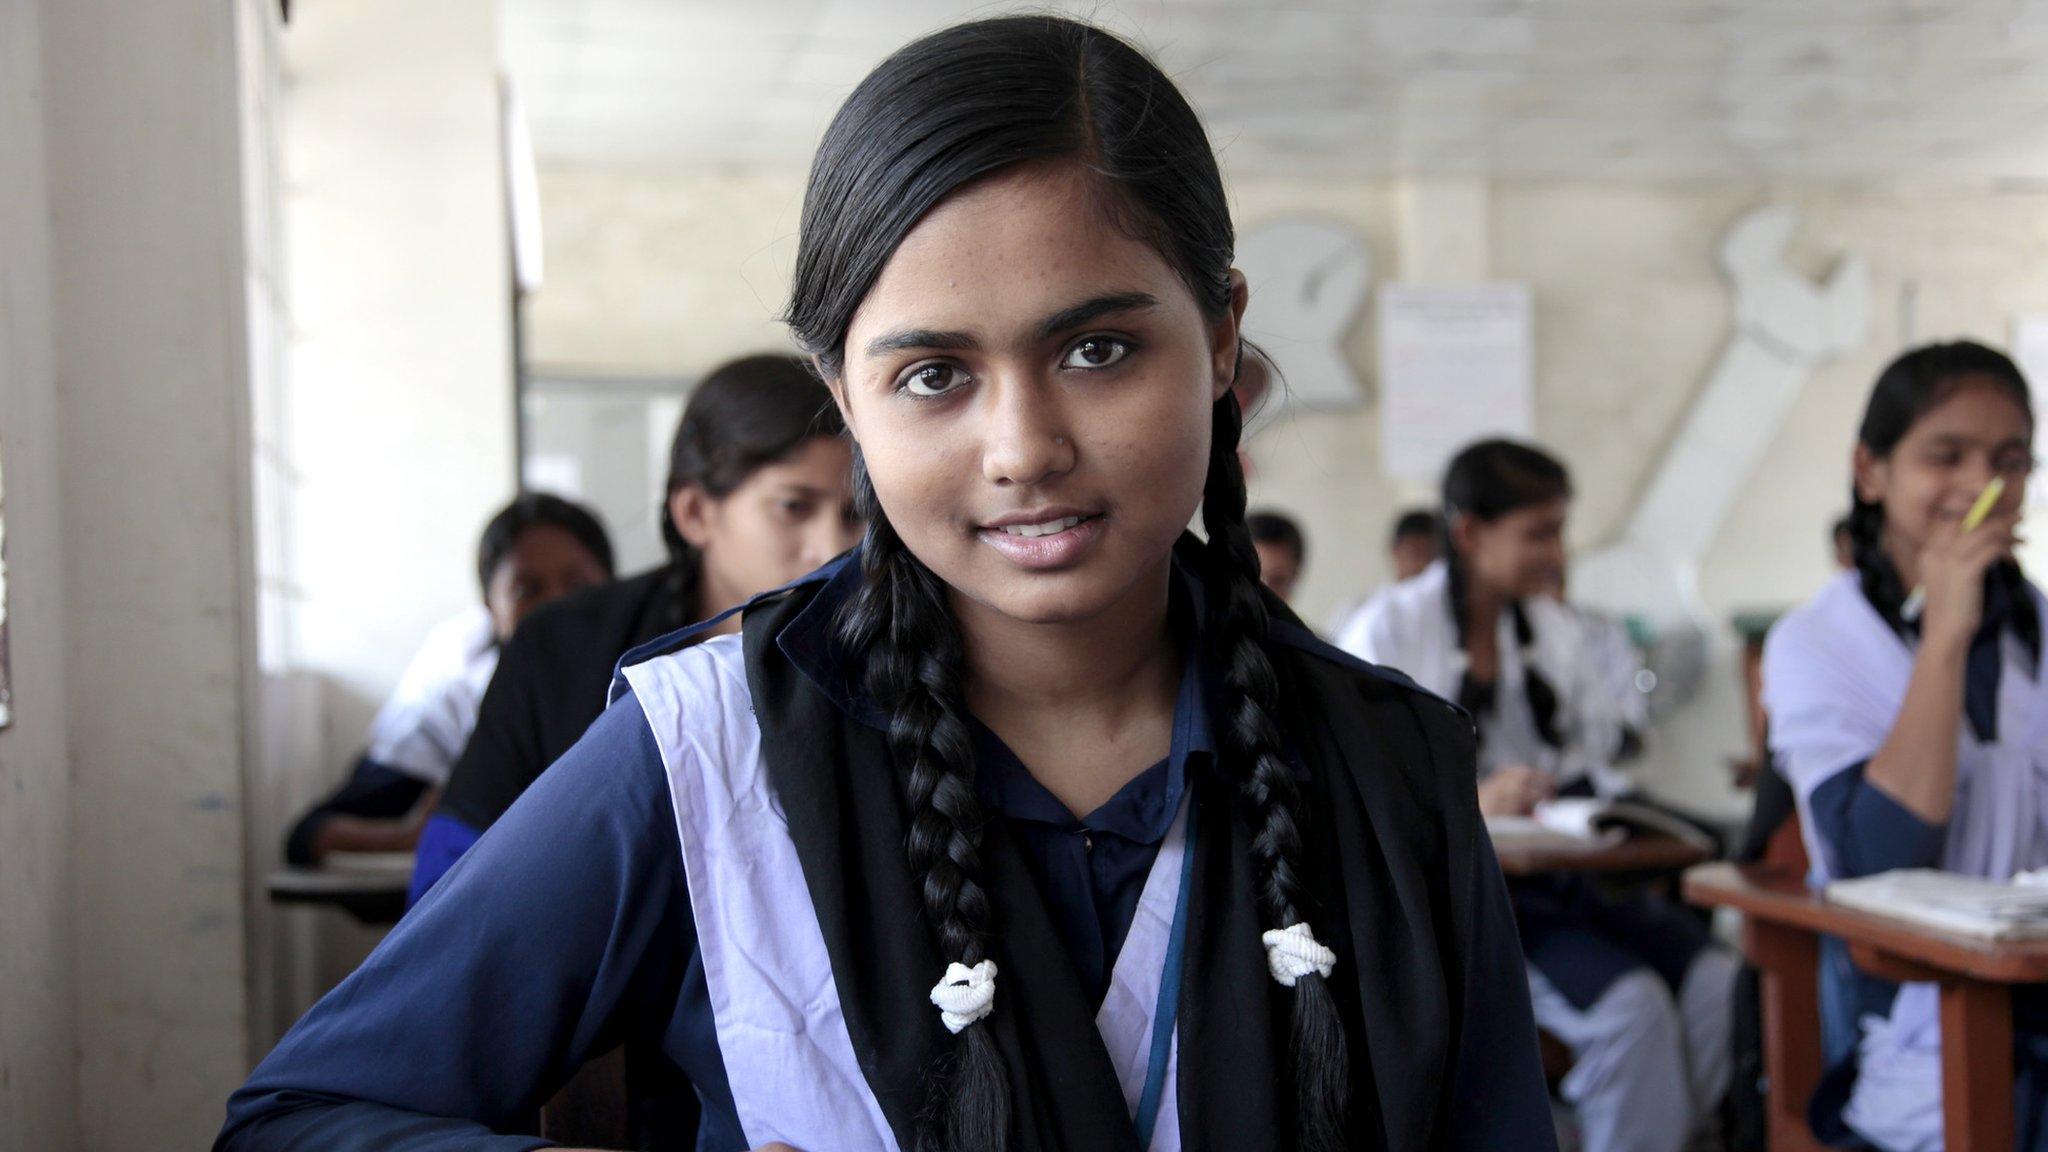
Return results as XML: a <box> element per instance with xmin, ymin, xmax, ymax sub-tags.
<box><xmin>1485</xmin><ymin>796</ymin><xmax>1720</xmax><ymax>854</ymax></box>
<box><xmin>1825</xmin><ymin>869</ymin><xmax>2048</xmax><ymax>939</ymax></box>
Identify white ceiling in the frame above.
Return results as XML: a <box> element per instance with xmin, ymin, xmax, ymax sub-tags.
<box><xmin>501</xmin><ymin>0</ymin><xmax>2048</xmax><ymax>183</ymax></box>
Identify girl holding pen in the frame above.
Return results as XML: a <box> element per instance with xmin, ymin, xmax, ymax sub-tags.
<box><xmin>1764</xmin><ymin>340</ymin><xmax>2048</xmax><ymax>1151</ymax></box>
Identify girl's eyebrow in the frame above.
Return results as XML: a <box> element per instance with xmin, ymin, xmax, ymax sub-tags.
<box><xmin>861</xmin><ymin>291</ymin><xmax>1160</xmax><ymax>359</ymax></box>
<box><xmin>1034</xmin><ymin>291</ymin><xmax>1157</xmax><ymax>339</ymax></box>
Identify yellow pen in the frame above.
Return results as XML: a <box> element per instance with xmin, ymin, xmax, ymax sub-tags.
<box><xmin>1900</xmin><ymin>475</ymin><xmax>2008</xmax><ymax>623</ymax></box>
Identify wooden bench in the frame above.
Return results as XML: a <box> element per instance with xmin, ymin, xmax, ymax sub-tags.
<box><xmin>1684</xmin><ymin>861</ymin><xmax>2048</xmax><ymax>1152</ymax></box>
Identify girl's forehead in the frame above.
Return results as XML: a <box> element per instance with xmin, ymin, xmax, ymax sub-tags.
<box><xmin>1906</xmin><ymin>378</ymin><xmax>2033</xmax><ymax>439</ymax></box>
<box><xmin>847</xmin><ymin>165</ymin><xmax>1194</xmax><ymax>341</ymax></box>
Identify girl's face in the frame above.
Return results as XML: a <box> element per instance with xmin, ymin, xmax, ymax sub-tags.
<box><xmin>484</xmin><ymin>525</ymin><xmax>612</xmax><ymax>642</ymax></box>
<box><xmin>1854</xmin><ymin>378</ymin><xmax>2032</xmax><ymax>563</ymax></box>
<box><xmin>1451</xmin><ymin>498</ymin><xmax>1569</xmax><ymax>602</ymax></box>
<box><xmin>669</xmin><ymin>435</ymin><xmax>862</xmax><ymax>613</ymax></box>
<box><xmin>829</xmin><ymin>163</ymin><xmax>1242</xmax><ymax>628</ymax></box>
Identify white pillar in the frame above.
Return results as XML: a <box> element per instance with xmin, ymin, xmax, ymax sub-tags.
<box><xmin>39</xmin><ymin>0</ymin><xmax>271</xmax><ymax>1144</ymax></box>
<box><xmin>0</xmin><ymin>0</ymin><xmax>77</xmax><ymax>1145</ymax></box>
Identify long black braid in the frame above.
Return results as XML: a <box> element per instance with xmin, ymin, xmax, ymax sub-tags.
<box><xmin>834</xmin><ymin>453</ymin><xmax>1011</xmax><ymax>1152</ymax></box>
<box><xmin>1200</xmin><ymin>389</ymin><xmax>1352</xmax><ymax>1152</ymax></box>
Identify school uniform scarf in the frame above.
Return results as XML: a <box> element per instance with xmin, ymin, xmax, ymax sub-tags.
<box><xmin>737</xmin><ymin>544</ymin><xmax>1492</xmax><ymax>1152</ymax></box>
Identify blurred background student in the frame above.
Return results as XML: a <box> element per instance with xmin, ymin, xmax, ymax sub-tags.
<box><xmin>282</xmin><ymin>494</ymin><xmax>612</xmax><ymax>866</ymax></box>
<box><xmin>1390</xmin><ymin>506</ymin><xmax>1443</xmax><ymax>584</ymax></box>
<box><xmin>410</xmin><ymin>353</ymin><xmax>859</xmax><ymax>904</ymax></box>
<box><xmin>1247</xmin><ymin>508</ymin><xmax>1307</xmax><ymax>604</ymax></box>
<box><xmin>1340</xmin><ymin>438</ymin><xmax>1736</xmax><ymax>1152</ymax></box>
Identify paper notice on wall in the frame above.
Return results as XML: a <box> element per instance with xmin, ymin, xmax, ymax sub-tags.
<box><xmin>1378</xmin><ymin>284</ymin><xmax>1535</xmax><ymax>482</ymax></box>
<box><xmin>2013</xmin><ymin>316</ymin><xmax>2048</xmax><ymax>506</ymax></box>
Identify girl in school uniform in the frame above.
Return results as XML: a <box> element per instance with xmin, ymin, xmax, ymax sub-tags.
<box><xmin>1337</xmin><ymin>438</ymin><xmax>1737</xmax><ymax>1152</ymax></box>
<box><xmin>1764</xmin><ymin>341</ymin><xmax>2048</xmax><ymax>1151</ymax></box>
<box><xmin>410</xmin><ymin>354</ymin><xmax>858</xmax><ymax>906</ymax></box>
<box><xmin>216</xmin><ymin>17</ymin><xmax>1552</xmax><ymax>1152</ymax></box>
<box><xmin>283</xmin><ymin>492</ymin><xmax>614</xmax><ymax>865</ymax></box>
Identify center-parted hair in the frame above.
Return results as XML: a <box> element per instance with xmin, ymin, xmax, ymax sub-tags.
<box><xmin>659</xmin><ymin>354</ymin><xmax>844</xmax><ymax>628</ymax></box>
<box><xmin>785</xmin><ymin>15</ymin><xmax>1349</xmax><ymax>1152</ymax></box>
<box><xmin>1848</xmin><ymin>341</ymin><xmax>2037</xmax><ymax>631</ymax></box>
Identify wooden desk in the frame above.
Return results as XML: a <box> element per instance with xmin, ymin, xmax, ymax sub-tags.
<box><xmin>1685</xmin><ymin>862</ymin><xmax>2048</xmax><ymax>1152</ymax></box>
<box><xmin>266</xmin><ymin>851</ymin><xmax>414</xmax><ymax>925</ymax></box>
<box><xmin>1492</xmin><ymin>830</ymin><xmax>1712</xmax><ymax>878</ymax></box>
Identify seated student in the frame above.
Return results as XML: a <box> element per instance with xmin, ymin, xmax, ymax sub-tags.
<box><xmin>1338</xmin><ymin>438</ymin><xmax>1737</xmax><ymax>1152</ymax></box>
<box><xmin>1324</xmin><ymin>507</ymin><xmax>1441</xmax><ymax>635</ymax></box>
<box><xmin>1246</xmin><ymin>508</ymin><xmax>1306</xmax><ymax>603</ymax></box>
<box><xmin>283</xmin><ymin>493</ymin><xmax>612</xmax><ymax>865</ymax></box>
<box><xmin>409</xmin><ymin>353</ymin><xmax>859</xmax><ymax>903</ymax></box>
<box><xmin>1764</xmin><ymin>341</ymin><xmax>2048</xmax><ymax>1151</ymax></box>
<box><xmin>217</xmin><ymin>18</ymin><xmax>1553</xmax><ymax>1152</ymax></box>
<box><xmin>1390</xmin><ymin>506</ymin><xmax>1443</xmax><ymax>583</ymax></box>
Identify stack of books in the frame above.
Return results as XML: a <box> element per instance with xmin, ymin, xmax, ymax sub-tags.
<box><xmin>1825</xmin><ymin>869</ymin><xmax>2048</xmax><ymax>939</ymax></box>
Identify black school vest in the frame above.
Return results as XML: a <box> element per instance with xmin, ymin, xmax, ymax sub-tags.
<box><xmin>737</xmin><ymin>578</ymin><xmax>1496</xmax><ymax>1151</ymax></box>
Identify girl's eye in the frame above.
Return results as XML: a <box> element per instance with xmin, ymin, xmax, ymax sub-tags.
<box><xmin>1061</xmin><ymin>336</ymin><xmax>1130</xmax><ymax>370</ymax></box>
<box><xmin>899</xmin><ymin>362</ymin><xmax>970</xmax><ymax>398</ymax></box>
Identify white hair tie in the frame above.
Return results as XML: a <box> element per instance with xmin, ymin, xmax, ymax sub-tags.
<box><xmin>929</xmin><ymin>959</ymin><xmax>999</xmax><ymax>1033</ymax></box>
<box><xmin>1261</xmin><ymin>922</ymin><xmax>1337</xmax><ymax>987</ymax></box>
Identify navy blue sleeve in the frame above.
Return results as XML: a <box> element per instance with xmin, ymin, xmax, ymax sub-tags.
<box><xmin>408</xmin><ymin>812</ymin><xmax>483</xmax><ymax>907</ymax></box>
<box><xmin>1447</xmin><ymin>810</ymin><xmax>1560</xmax><ymax>1150</ymax></box>
<box><xmin>1806</xmin><ymin>760</ymin><xmax>1948</xmax><ymax>879</ymax></box>
<box><xmin>217</xmin><ymin>694</ymin><xmax>691</xmax><ymax>1152</ymax></box>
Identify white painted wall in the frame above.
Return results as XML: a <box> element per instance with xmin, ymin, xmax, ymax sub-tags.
<box><xmin>281</xmin><ymin>0</ymin><xmax>516</xmax><ymax>770</ymax></box>
<box><xmin>21</xmin><ymin>0</ymin><xmax>275</xmax><ymax>1146</ymax></box>
<box><xmin>524</xmin><ymin>164</ymin><xmax>2048</xmax><ymax>820</ymax></box>
<box><xmin>0</xmin><ymin>1</ymin><xmax>76</xmax><ymax>1146</ymax></box>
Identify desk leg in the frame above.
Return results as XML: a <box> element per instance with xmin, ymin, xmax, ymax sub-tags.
<box><xmin>1941</xmin><ymin>979</ymin><xmax>2014</xmax><ymax>1152</ymax></box>
<box><xmin>1746</xmin><ymin>919</ymin><xmax>1828</xmax><ymax>1152</ymax></box>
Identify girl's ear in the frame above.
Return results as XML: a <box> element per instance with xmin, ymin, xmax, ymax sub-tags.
<box><xmin>1213</xmin><ymin>269</ymin><xmax>1250</xmax><ymax>402</ymax></box>
<box><xmin>814</xmin><ymin>354</ymin><xmax>857</xmax><ymax>435</ymax></box>
<box><xmin>1447</xmin><ymin>511</ymin><xmax>1480</xmax><ymax>561</ymax></box>
<box><xmin>1851</xmin><ymin>443</ymin><xmax>1887</xmax><ymax>505</ymax></box>
<box><xmin>668</xmin><ymin>485</ymin><xmax>716</xmax><ymax>549</ymax></box>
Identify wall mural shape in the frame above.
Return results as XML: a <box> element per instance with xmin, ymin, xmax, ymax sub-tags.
<box><xmin>1573</xmin><ymin>205</ymin><xmax>1871</xmax><ymax>713</ymax></box>
<box><xmin>1233</xmin><ymin>217</ymin><xmax>1372</xmax><ymax>434</ymax></box>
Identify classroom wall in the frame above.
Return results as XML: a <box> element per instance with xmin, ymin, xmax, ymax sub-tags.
<box><xmin>0</xmin><ymin>1</ymin><xmax>76</xmax><ymax>1146</ymax></box>
<box><xmin>280</xmin><ymin>0</ymin><xmax>516</xmax><ymax>772</ymax></box>
<box><xmin>524</xmin><ymin>163</ymin><xmax>2048</xmax><ymax>819</ymax></box>
<box><xmin>7</xmin><ymin>0</ymin><xmax>276</xmax><ymax>1147</ymax></box>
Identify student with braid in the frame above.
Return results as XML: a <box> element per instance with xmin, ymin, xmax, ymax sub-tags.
<box><xmin>1339</xmin><ymin>439</ymin><xmax>1737</xmax><ymax>1152</ymax></box>
<box><xmin>216</xmin><ymin>16</ymin><xmax>1549</xmax><ymax>1152</ymax></box>
<box><xmin>1765</xmin><ymin>342</ymin><xmax>2048</xmax><ymax>1151</ymax></box>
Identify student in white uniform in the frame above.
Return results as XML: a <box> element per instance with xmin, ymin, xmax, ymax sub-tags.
<box><xmin>219</xmin><ymin>17</ymin><xmax>1557</xmax><ymax>1152</ymax></box>
<box><xmin>283</xmin><ymin>493</ymin><xmax>613</xmax><ymax>865</ymax></box>
<box><xmin>1764</xmin><ymin>340</ymin><xmax>2048</xmax><ymax>1152</ymax></box>
<box><xmin>1337</xmin><ymin>438</ymin><xmax>1737</xmax><ymax>1152</ymax></box>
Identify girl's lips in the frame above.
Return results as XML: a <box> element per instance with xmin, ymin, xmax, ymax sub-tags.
<box><xmin>976</xmin><ymin>514</ymin><xmax>1104</xmax><ymax>570</ymax></box>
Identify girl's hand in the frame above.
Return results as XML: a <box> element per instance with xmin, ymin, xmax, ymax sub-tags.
<box><xmin>1478</xmin><ymin>764</ymin><xmax>1555</xmax><ymax>817</ymax></box>
<box><xmin>1919</xmin><ymin>508</ymin><xmax>2021</xmax><ymax>649</ymax></box>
